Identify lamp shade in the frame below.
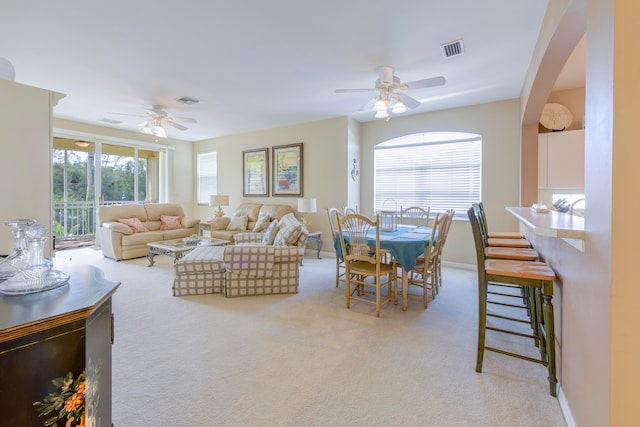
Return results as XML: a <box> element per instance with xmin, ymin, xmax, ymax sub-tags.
<box><xmin>210</xmin><ymin>195</ymin><xmax>229</xmax><ymax>207</ymax></box>
<box><xmin>297</xmin><ymin>198</ymin><xmax>317</xmax><ymax>213</ymax></box>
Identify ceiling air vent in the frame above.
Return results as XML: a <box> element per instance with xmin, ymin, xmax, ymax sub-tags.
<box><xmin>176</xmin><ymin>96</ymin><xmax>199</xmax><ymax>105</ymax></box>
<box><xmin>440</xmin><ymin>39</ymin><xmax>464</xmax><ymax>59</ymax></box>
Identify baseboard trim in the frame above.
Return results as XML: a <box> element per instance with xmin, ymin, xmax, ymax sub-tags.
<box><xmin>558</xmin><ymin>386</ymin><xmax>576</xmax><ymax>427</ymax></box>
<box><xmin>442</xmin><ymin>260</ymin><xmax>475</xmax><ymax>271</ymax></box>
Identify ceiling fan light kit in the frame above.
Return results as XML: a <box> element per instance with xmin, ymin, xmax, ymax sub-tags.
<box><xmin>335</xmin><ymin>66</ymin><xmax>446</xmax><ymax>120</ymax></box>
<box><xmin>109</xmin><ymin>104</ymin><xmax>196</xmax><ymax>137</ymax></box>
<box><xmin>141</xmin><ymin>120</ymin><xmax>167</xmax><ymax>138</ymax></box>
<box><xmin>391</xmin><ymin>99</ymin><xmax>407</xmax><ymax>114</ymax></box>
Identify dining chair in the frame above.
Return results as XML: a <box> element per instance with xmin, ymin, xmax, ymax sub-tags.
<box><xmin>399</xmin><ymin>206</ymin><xmax>430</xmax><ymax>227</ymax></box>
<box><xmin>337</xmin><ymin>213</ymin><xmax>397</xmax><ymax>317</ymax></box>
<box><xmin>467</xmin><ymin>206</ymin><xmax>558</xmax><ymax>397</ymax></box>
<box><xmin>326</xmin><ymin>207</ymin><xmax>346</xmax><ymax>287</ymax></box>
<box><xmin>343</xmin><ymin>205</ymin><xmax>359</xmax><ymax>215</ymax></box>
<box><xmin>434</xmin><ymin>209</ymin><xmax>455</xmax><ymax>292</ymax></box>
<box><xmin>405</xmin><ymin>212</ymin><xmax>443</xmax><ymax>308</ymax></box>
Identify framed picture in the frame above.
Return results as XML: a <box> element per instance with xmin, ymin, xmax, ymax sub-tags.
<box><xmin>272</xmin><ymin>143</ymin><xmax>303</xmax><ymax>197</ymax></box>
<box><xmin>243</xmin><ymin>148</ymin><xmax>269</xmax><ymax>197</ymax></box>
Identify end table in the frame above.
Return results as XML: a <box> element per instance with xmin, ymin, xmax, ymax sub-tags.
<box><xmin>307</xmin><ymin>231</ymin><xmax>323</xmax><ymax>259</ymax></box>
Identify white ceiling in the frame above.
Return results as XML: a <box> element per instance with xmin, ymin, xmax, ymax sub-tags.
<box><xmin>1</xmin><ymin>0</ymin><xmax>559</xmax><ymax>142</ymax></box>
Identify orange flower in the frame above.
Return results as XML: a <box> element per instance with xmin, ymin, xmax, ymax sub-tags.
<box><xmin>64</xmin><ymin>392</ymin><xmax>83</xmax><ymax>412</ymax></box>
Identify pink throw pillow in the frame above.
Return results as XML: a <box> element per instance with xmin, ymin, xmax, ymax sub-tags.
<box><xmin>160</xmin><ymin>215</ymin><xmax>183</xmax><ymax>230</ymax></box>
<box><xmin>117</xmin><ymin>217</ymin><xmax>149</xmax><ymax>233</ymax></box>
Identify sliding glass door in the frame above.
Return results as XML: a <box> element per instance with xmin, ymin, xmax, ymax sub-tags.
<box><xmin>53</xmin><ymin>137</ymin><xmax>165</xmax><ymax>244</ymax></box>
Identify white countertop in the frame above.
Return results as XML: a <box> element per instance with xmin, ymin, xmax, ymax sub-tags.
<box><xmin>506</xmin><ymin>207</ymin><xmax>585</xmax><ymax>250</ymax></box>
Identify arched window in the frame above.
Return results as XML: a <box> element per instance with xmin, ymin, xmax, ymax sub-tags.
<box><xmin>374</xmin><ymin>132</ymin><xmax>481</xmax><ymax>218</ymax></box>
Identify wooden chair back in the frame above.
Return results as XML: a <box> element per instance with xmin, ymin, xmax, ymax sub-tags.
<box><xmin>400</xmin><ymin>206</ymin><xmax>430</xmax><ymax>227</ymax></box>
<box><xmin>338</xmin><ymin>213</ymin><xmax>381</xmax><ymax>265</ymax></box>
<box><xmin>326</xmin><ymin>207</ymin><xmax>342</xmax><ymax>243</ymax></box>
<box><xmin>343</xmin><ymin>205</ymin><xmax>359</xmax><ymax>215</ymax></box>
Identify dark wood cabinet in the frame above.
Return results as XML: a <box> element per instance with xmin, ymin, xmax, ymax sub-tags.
<box><xmin>0</xmin><ymin>265</ymin><xmax>119</xmax><ymax>426</ymax></box>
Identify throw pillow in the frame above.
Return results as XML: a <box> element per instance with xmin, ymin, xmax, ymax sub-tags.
<box><xmin>273</xmin><ymin>213</ymin><xmax>303</xmax><ymax>246</ymax></box>
<box><xmin>226</xmin><ymin>215</ymin><xmax>249</xmax><ymax>231</ymax></box>
<box><xmin>160</xmin><ymin>215</ymin><xmax>183</xmax><ymax>230</ymax></box>
<box><xmin>117</xmin><ymin>217</ymin><xmax>149</xmax><ymax>233</ymax></box>
<box><xmin>252</xmin><ymin>213</ymin><xmax>272</xmax><ymax>232</ymax></box>
<box><xmin>261</xmin><ymin>220</ymin><xmax>279</xmax><ymax>245</ymax></box>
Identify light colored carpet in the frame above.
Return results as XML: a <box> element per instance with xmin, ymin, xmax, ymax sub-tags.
<box><xmin>57</xmin><ymin>248</ymin><xmax>566</xmax><ymax>427</ymax></box>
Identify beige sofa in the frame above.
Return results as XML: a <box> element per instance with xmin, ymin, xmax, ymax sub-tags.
<box><xmin>98</xmin><ymin>203</ymin><xmax>200</xmax><ymax>261</ymax></box>
<box><xmin>207</xmin><ymin>202</ymin><xmax>295</xmax><ymax>242</ymax></box>
<box><xmin>173</xmin><ymin>245</ymin><xmax>304</xmax><ymax>297</ymax></box>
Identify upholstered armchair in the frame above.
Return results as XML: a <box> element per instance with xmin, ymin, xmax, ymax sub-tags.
<box><xmin>233</xmin><ymin>212</ymin><xmax>309</xmax><ymax>248</ymax></box>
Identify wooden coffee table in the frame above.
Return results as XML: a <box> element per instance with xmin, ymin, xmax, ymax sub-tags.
<box><xmin>146</xmin><ymin>237</ymin><xmax>228</xmax><ymax>266</ymax></box>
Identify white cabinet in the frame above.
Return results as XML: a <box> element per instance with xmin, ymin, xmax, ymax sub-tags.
<box><xmin>538</xmin><ymin>129</ymin><xmax>585</xmax><ymax>188</ymax></box>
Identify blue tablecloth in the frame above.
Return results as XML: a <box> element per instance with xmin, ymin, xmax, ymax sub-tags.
<box><xmin>335</xmin><ymin>225</ymin><xmax>434</xmax><ymax>272</ymax></box>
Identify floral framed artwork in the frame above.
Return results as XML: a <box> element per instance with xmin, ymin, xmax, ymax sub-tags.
<box><xmin>272</xmin><ymin>143</ymin><xmax>303</xmax><ymax>197</ymax></box>
<box><xmin>243</xmin><ymin>148</ymin><xmax>269</xmax><ymax>197</ymax></box>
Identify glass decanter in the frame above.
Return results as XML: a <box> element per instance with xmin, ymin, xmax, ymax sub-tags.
<box><xmin>0</xmin><ymin>222</ymin><xmax>69</xmax><ymax>295</ymax></box>
<box><xmin>0</xmin><ymin>218</ymin><xmax>36</xmax><ymax>280</ymax></box>
<box><xmin>22</xmin><ymin>223</ymin><xmax>51</xmax><ymax>284</ymax></box>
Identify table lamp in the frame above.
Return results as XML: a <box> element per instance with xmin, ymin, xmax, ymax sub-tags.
<box><xmin>297</xmin><ymin>198</ymin><xmax>317</xmax><ymax>228</ymax></box>
<box><xmin>210</xmin><ymin>195</ymin><xmax>230</xmax><ymax>218</ymax></box>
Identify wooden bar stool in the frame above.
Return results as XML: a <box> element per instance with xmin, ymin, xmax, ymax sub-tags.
<box><xmin>478</xmin><ymin>202</ymin><xmax>524</xmax><ymax>239</ymax></box>
<box><xmin>485</xmin><ymin>246</ymin><xmax>539</xmax><ymax>261</ymax></box>
<box><xmin>471</xmin><ymin>204</ymin><xmax>540</xmax><ymax>339</ymax></box>
<box><xmin>476</xmin><ymin>202</ymin><xmax>530</xmax><ymax>247</ymax></box>
<box><xmin>468</xmin><ymin>207</ymin><xmax>557</xmax><ymax>397</ymax></box>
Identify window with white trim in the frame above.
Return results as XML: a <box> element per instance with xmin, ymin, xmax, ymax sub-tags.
<box><xmin>374</xmin><ymin>132</ymin><xmax>481</xmax><ymax>219</ymax></box>
<box><xmin>197</xmin><ymin>152</ymin><xmax>218</xmax><ymax>205</ymax></box>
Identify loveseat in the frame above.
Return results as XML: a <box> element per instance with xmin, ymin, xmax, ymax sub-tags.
<box><xmin>207</xmin><ymin>202</ymin><xmax>295</xmax><ymax>242</ymax></box>
<box><xmin>173</xmin><ymin>245</ymin><xmax>304</xmax><ymax>297</ymax></box>
<box><xmin>98</xmin><ymin>203</ymin><xmax>200</xmax><ymax>261</ymax></box>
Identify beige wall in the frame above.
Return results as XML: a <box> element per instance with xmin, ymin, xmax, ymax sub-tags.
<box><xmin>192</xmin><ymin>117</ymin><xmax>350</xmax><ymax>249</ymax></box>
<box><xmin>0</xmin><ymin>79</ymin><xmax>63</xmax><ymax>256</ymax></box>
<box><xmin>346</xmin><ymin>117</ymin><xmax>360</xmax><ymax>210</ymax></box>
<box><xmin>360</xmin><ymin>99</ymin><xmax>523</xmax><ymax>265</ymax></box>
<box><xmin>192</xmin><ymin>101</ymin><xmax>523</xmax><ymax>267</ymax></box>
<box><xmin>602</xmin><ymin>0</ymin><xmax>640</xmax><ymax>424</ymax></box>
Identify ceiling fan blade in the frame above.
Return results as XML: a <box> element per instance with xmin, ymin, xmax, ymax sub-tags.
<box><xmin>335</xmin><ymin>88</ymin><xmax>376</xmax><ymax>93</ymax></box>
<box><xmin>171</xmin><ymin>116</ymin><xmax>197</xmax><ymax>123</ymax></box>
<box><xmin>376</xmin><ymin>66</ymin><xmax>394</xmax><ymax>84</ymax></box>
<box><xmin>162</xmin><ymin>120</ymin><xmax>188</xmax><ymax>131</ymax></box>
<box><xmin>398</xmin><ymin>92</ymin><xmax>421</xmax><ymax>109</ymax></box>
<box><xmin>401</xmin><ymin>76</ymin><xmax>446</xmax><ymax>90</ymax></box>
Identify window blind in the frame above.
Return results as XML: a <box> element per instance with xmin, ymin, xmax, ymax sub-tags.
<box><xmin>197</xmin><ymin>152</ymin><xmax>218</xmax><ymax>204</ymax></box>
<box><xmin>374</xmin><ymin>133</ymin><xmax>481</xmax><ymax>219</ymax></box>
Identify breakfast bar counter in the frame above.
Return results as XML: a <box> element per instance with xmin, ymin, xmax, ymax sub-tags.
<box><xmin>506</xmin><ymin>206</ymin><xmax>585</xmax><ymax>251</ymax></box>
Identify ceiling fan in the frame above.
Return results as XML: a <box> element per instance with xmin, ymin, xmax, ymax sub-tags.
<box><xmin>110</xmin><ymin>105</ymin><xmax>196</xmax><ymax>138</ymax></box>
<box><xmin>335</xmin><ymin>66</ymin><xmax>446</xmax><ymax>119</ymax></box>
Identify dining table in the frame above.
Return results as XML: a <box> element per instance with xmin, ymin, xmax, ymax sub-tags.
<box><xmin>335</xmin><ymin>224</ymin><xmax>434</xmax><ymax>310</ymax></box>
